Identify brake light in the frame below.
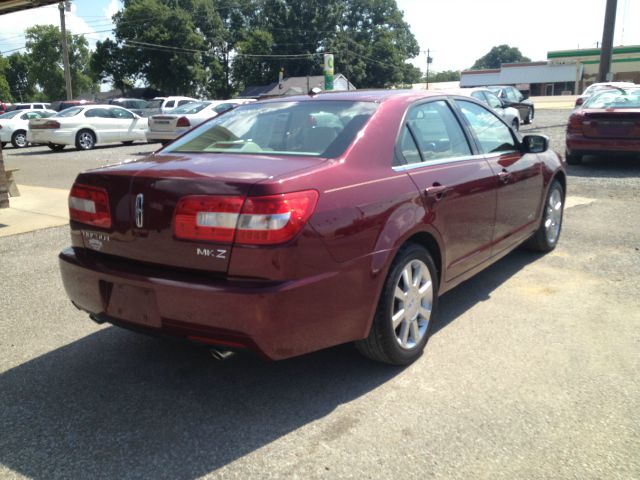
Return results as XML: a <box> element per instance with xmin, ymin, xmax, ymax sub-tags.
<box><xmin>176</xmin><ymin>116</ymin><xmax>190</xmax><ymax>128</ymax></box>
<box><xmin>567</xmin><ymin>113</ymin><xmax>584</xmax><ymax>133</ymax></box>
<box><xmin>173</xmin><ymin>190</ymin><xmax>318</xmax><ymax>245</ymax></box>
<box><xmin>69</xmin><ymin>184</ymin><xmax>112</xmax><ymax>228</ymax></box>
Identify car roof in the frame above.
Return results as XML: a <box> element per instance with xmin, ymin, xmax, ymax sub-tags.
<box><xmin>256</xmin><ymin>89</ymin><xmax>449</xmax><ymax>105</ymax></box>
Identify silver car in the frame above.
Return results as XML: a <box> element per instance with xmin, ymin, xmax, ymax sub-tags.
<box><xmin>455</xmin><ymin>88</ymin><xmax>521</xmax><ymax>131</ymax></box>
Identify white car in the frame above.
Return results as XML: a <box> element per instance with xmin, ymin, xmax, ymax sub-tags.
<box><xmin>0</xmin><ymin>109</ymin><xmax>56</xmax><ymax>148</ymax></box>
<box><xmin>452</xmin><ymin>88</ymin><xmax>521</xmax><ymax>131</ymax></box>
<box><xmin>575</xmin><ymin>82</ymin><xmax>637</xmax><ymax>108</ymax></box>
<box><xmin>27</xmin><ymin>105</ymin><xmax>148</xmax><ymax>151</ymax></box>
<box><xmin>8</xmin><ymin>102</ymin><xmax>52</xmax><ymax>111</ymax></box>
<box><xmin>146</xmin><ymin>99</ymin><xmax>255</xmax><ymax>144</ymax></box>
<box><xmin>139</xmin><ymin>96</ymin><xmax>198</xmax><ymax>117</ymax></box>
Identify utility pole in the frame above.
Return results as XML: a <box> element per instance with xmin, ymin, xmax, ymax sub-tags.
<box><xmin>598</xmin><ymin>0</ymin><xmax>617</xmax><ymax>82</ymax></box>
<box><xmin>59</xmin><ymin>1</ymin><xmax>73</xmax><ymax>100</ymax></box>
<box><xmin>424</xmin><ymin>49</ymin><xmax>432</xmax><ymax>90</ymax></box>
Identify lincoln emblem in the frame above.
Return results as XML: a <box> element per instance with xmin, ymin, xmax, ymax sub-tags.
<box><xmin>135</xmin><ymin>193</ymin><xmax>144</xmax><ymax>228</ymax></box>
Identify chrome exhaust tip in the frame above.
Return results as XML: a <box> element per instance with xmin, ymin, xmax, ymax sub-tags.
<box><xmin>209</xmin><ymin>348</ymin><xmax>235</xmax><ymax>361</ymax></box>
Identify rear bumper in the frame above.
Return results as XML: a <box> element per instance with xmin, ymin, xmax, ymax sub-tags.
<box><xmin>59</xmin><ymin>247</ymin><xmax>375</xmax><ymax>360</ymax></box>
<box><xmin>566</xmin><ymin>134</ymin><xmax>640</xmax><ymax>155</ymax></box>
<box><xmin>145</xmin><ymin>130</ymin><xmax>182</xmax><ymax>142</ymax></box>
<box><xmin>27</xmin><ymin>129</ymin><xmax>75</xmax><ymax>145</ymax></box>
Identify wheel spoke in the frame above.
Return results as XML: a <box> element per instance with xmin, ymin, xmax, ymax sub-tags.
<box><xmin>412</xmin><ymin>264</ymin><xmax>422</xmax><ymax>287</ymax></box>
<box><xmin>400</xmin><ymin>319</ymin><xmax>410</xmax><ymax>345</ymax></box>
<box><xmin>392</xmin><ymin>309</ymin><xmax>405</xmax><ymax>329</ymax></box>
<box><xmin>402</xmin><ymin>266</ymin><xmax>411</xmax><ymax>290</ymax></box>
<box><xmin>410</xmin><ymin>319</ymin><xmax>420</xmax><ymax>344</ymax></box>
<box><xmin>418</xmin><ymin>280</ymin><xmax>432</xmax><ymax>295</ymax></box>
<box><xmin>394</xmin><ymin>286</ymin><xmax>406</xmax><ymax>301</ymax></box>
<box><xmin>419</xmin><ymin>305</ymin><xmax>432</xmax><ymax>320</ymax></box>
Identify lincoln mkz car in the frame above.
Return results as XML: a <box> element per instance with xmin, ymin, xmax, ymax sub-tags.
<box><xmin>59</xmin><ymin>90</ymin><xmax>566</xmax><ymax>365</ymax></box>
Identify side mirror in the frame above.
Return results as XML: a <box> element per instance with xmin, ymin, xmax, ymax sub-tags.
<box><xmin>521</xmin><ymin>92</ymin><xmax>530</xmax><ymax>100</ymax></box>
<box><xmin>521</xmin><ymin>134</ymin><xmax>549</xmax><ymax>153</ymax></box>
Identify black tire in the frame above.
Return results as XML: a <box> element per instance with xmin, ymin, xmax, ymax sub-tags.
<box><xmin>121</xmin><ymin>140</ymin><xmax>134</xmax><ymax>145</ymax></box>
<box><xmin>75</xmin><ymin>129</ymin><xmax>96</xmax><ymax>150</ymax></box>
<box><xmin>524</xmin><ymin>107</ymin><xmax>533</xmax><ymax>124</ymax></box>
<box><xmin>511</xmin><ymin>118</ymin><xmax>519</xmax><ymax>132</ymax></box>
<box><xmin>11</xmin><ymin>130</ymin><xmax>28</xmax><ymax>148</ymax></box>
<box><xmin>524</xmin><ymin>179</ymin><xmax>564</xmax><ymax>252</ymax></box>
<box><xmin>565</xmin><ymin>150</ymin><xmax>582</xmax><ymax>165</ymax></box>
<box><xmin>47</xmin><ymin>143</ymin><xmax>65</xmax><ymax>151</ymax></box>
<box><xmin>356</xmin><ymin>243</ymin><xmax>439</xmax><ymax>365</ymax></box>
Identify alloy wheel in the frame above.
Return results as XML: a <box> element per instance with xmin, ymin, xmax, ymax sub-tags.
<box><xmin>78</xmin><ymin>131</ymin><xmax>95</xmax><ymax>150</ymax></box>
<box><xmin>544</xmin><ymin>187</ymin><xmax>563</xmax><ymax>245</ymax></box>
<box><xmin>392</xmin><ymin>259</ymin><xmax>433</xmax><ymax>349</ymax></box>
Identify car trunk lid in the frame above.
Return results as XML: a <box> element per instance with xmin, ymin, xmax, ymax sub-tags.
<box><xmin>148</xmin><ymin>115</ymin><xmax>179</xmax><ymax>132</ymax></box>
<box><xmin>580</xmin><ymin>110</ymin><xmax>640</xmax><ymax>139</ymax></box>
<box><xmin>72</xmin><ymin>152</ymin><xmax>326</xmax><ymax>273</ymax></box>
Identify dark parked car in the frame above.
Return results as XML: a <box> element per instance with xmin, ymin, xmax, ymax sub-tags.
<box><xmin>566</xmin><ymin>86</ymin><xmax>640</xmax><ymax>164</ymax></box>
<box><xmin>50</xmin><ymin>99</ymin><xmax>97</xmax><ymax>112</ymax></box>
<box><xmin>108</xmin><ymin>98</ymin><xmax>148</xmax><ymax>116</ymax></box>
<box><xmin>59</xmin><ymin>90</ymin><xmax>566</xmax><ymax>365</ymax></box>
<box><xmin>488</xmin><ymin>85</ymin><xmax>535</xmax><ymax>124</ymax></box>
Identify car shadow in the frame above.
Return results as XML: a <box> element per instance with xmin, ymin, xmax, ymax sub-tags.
<box><xmin>433</xmin><ymin>249</ymin><xmax>543</xmax><ymax>335</ymax></box>
<box><xmin>567</xmin><ymin>155</ymin><xmax>640</xmax><ymax>179</ymax></box>
<box><xmin>0</xmin><ymin>248</ymin><xmax>544</xmax><ymax>479</ymax></box>
<box><xmin>0</xmin><ymin>327</ymin><xmax>401</xmax><ymax>479</ymax></box>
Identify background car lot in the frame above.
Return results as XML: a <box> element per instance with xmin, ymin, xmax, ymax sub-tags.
<box><xmin>1</xmin><ymin>108</ymin><xmax>639</xmax><ymax>478</ymax></box>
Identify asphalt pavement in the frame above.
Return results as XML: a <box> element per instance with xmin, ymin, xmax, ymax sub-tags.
<box><xmin>0</xmin><ymin>111</ymin><xmax>639</xmax><ymax>479</ymax></box>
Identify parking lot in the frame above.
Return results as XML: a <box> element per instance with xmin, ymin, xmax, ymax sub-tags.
<box><xmin>0</xmin><ymin>108</ymin><xmax>639</xmax><ymax>479</ymax></box>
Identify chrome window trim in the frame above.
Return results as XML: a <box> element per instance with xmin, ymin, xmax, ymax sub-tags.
<box><xmin>392</xmin><ymin>153</ymin><xmax>485</xmax><ymax>172</ymax></box>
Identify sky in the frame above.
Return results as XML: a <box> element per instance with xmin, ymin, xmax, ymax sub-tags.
<box><xmin>0</xmin><ymin>0</ymin><xmax>638</xmax><ymax>75</ymax></box>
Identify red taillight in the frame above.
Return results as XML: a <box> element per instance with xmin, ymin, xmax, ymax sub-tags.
<box><xmin>69</xmin><ymin>184</ymin><xmax>112</xmax><ymax>228</ymax></box>
<box><xmin>567</xmin><ymin>113</ymin><xmax>584</xmax><ymax>133</ymax></box>
<box><xmin>176</xmin><ymin>116</ymin><xmax>190</xmax><ymax>128</ymax></box>
<box><xmin>575</xmin><ymin>97</ymin><xmax>584</xmax><ymax>107</ymax></box>
<box><xmin>173</xmin><ymin>190</ymin><xmax>319</xmax><ymax>245</ymax></box>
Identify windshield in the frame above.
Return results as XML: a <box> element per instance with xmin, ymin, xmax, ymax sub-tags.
<box><xmin>170</xmin><ymin>101</ymin><xmax>211</xmax><ymax>114</ymax></box>
<box><xmin>583</xmin><ymin>89</ymin><xmax>640</xmax><ymax>109</ymax></box>
<box><xmin>55</xmin><ymin>107</ymin><xmax>84</xmax><ymax>117</ymax></box>
<box><xmin>164</xmin><ymin>100</ymin><xmax>378</xmax><ymax>158</ymax></box>
<box><xmin>0</xmin><ymin>110</ymin><xmax>22</xmax><ymax>119</ymax></box>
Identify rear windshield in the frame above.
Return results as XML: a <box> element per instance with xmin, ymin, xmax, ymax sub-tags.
<box><xmin>165</xmin><ymin>100</ymin><xmax>378</xmax><ymax>158</ymax></box>
<box><xmin>171</xmin><ymin>101</ymin><xmax>210</xmax><ymax>114</ymax></box>
<box><xmin>584</xmin><ymin>90</ymin><xmax>640</xmax><ymax>109</ymax></box>
<box><xmin>0</xmin><ymin>110</ymin><xmax>22</xmax><ymax>119</ymax></box>
<box><xmin>55</xmin><ymin>107</ymin><xmax>84</xmax><ymax>117</ymax></box>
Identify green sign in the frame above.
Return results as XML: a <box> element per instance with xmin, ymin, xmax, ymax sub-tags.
<box><xmin>324</xmin><ymin>54</ymin><xmax>334</xmax><ymax>90</ymax></box>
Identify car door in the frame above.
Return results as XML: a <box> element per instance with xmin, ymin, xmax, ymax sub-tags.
<box><xmin>84</xmin><ymin>108</ymin><xmax>116</xmax><ymax>142</ymax></box>
<box><xmin>455</xmin><ymin>99</ymin><xmax>543</xmax><ymax>255</ymax></box>
<box><xmin>110</xmin><ymin>107</ymin><xmax>144</xmax><ymax>141</ymax></box>
<box><xmin>397</xmin><ymin>99</ymin><xmax>497</xmax><ymax>282</ymax></box>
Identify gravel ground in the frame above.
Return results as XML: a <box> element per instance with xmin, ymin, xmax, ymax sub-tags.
<box><xmin>0</xmin><ymin>109</ymin><xmax>639</xmax><ymax>479</ymax></box>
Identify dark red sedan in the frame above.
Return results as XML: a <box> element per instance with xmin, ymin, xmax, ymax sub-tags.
<box><xmin>566</xmin><ymin>86</ymin><xmax>640</xmax><ymax>165</ymax></box>
<box><xmin>59</xmin><ymin>90</ymin><xmax>566</xmax><ymax>365</ymax></box>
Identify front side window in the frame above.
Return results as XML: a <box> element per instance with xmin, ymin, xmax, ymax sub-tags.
<box><xmin>85</xmin><ymin>108</ymin><xmax>113</xmax><ymax>118</ymax></box>
<box><xmin>457</xmin><ymin>100</ymin><xmax>516</xmax><ymax>154</ymax></box>
<box><xmin>405</xmin><ymin>100</ymin><xmax>471</xmax><ymax>161</ymax></box>
<box><xmin>177</xmin><ymin>99</ymin><xmax>193</xmax><ymax>106</ymax></box>
<box><xmin>165</xmin><ymin>100</ymin><xmax>378</xmax><ymax>158</ymax></box>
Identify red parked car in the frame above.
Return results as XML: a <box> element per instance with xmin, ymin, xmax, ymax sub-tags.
<box><xmin>566</xmin><ymin>86</ymin><xmax>640</xmax><ymax>165</ymax></box>
<box><xmin>59</xmin><ymin>90</ymin><xmax>566</xmax><ymax>365</ymax></box>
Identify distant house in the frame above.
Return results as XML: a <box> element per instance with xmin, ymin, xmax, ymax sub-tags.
<box><xmin>238</xmin><ymin>74</ymin><xmax>356</xmax><ymax>99</ymax></box>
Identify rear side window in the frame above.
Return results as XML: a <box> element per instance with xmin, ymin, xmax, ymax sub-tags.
<box><xmin>177</xmin><ymin>99</ymin><xmax>193</xmax><ymax>106</ymax></box>
<box><xmin>405</xmin><ymin>100</ymin><xmax>471</xmax><ymax>161</ymax></box>
<box><xmin>56</xmin><ymin>107</ymin><xmax>83</xmax><ymax>117</ymax></box>
<box><xmin>165</xmin><ymin>100</ymin><xmax>175</xmax><ymax>108</ymax></box>
<box><xmin>85</xmin><ymin>108</ymin><xmax>114</xmax><ymax>118</ymax></box>
<box><xmin>457</xmin><ymin>100</ymin><xmax>516</xmax><ymax>153</ymax></box>
<box><xmin>111</xmin><ymin>107</ymin><xmax>134</xmax><ymax>119</ymax></box>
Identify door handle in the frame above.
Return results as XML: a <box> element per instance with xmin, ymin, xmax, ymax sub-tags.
<box><xmin>425</xmin><ymin>183</ymin><xmax>449</xmax><ymax>202</ymax></box>
<box><xmin>498</xmin><ymin>169</ymin><xmax>512</xmax><ymax>184</ymax></box>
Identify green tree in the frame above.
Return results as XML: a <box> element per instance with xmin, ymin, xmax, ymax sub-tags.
<box><xmin>5</xmin><ymin>53</ymin><xmax>34</xmax><ymax>102</ymax></box>
<box><xmin>90</xmin><ymin>38</ymin><xmax>136</xmax><ymax>95</ymax></box>
<box><xmin>24</xmin><ymin>25</ymin><xmax>96</xmax><ymax>99</ymax></box>
<box><xmin>471</xmin><ymin>45</ymin><xmax>530</xmax><ymax>70</ymax></box>
<box><xmin>0</xmin><ymin>57</ymin><xmax>14</xmax><ymax>102</ymax></box>
<box><xmin>424</xmin><ymin>70</ymin><xmax>461</xmax><ymax>82</ymax></box>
